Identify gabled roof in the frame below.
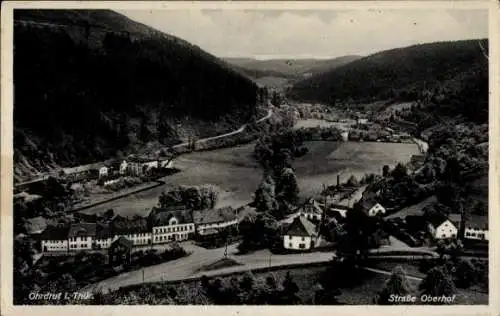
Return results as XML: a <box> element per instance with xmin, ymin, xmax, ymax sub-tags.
<box><xmin>151</xmin><ymin>208</ymin><xmax>193</xmax><ymax>227</ymax></box>
<box><xmin>428</xmin><ymin>213</ymin><xmax>459</xmax><ymax>229</ymax></box>
<box><xmin>301</xmin><ymin>198</ymin><xmax>323</xmax><ymax>215</ymax></box>
<box><xmin>41</xmin><ymin>225</ymin><xmax>70</xmax><ymax>240</ymax></box>
<box><xmin>193</xmin><ymin>207</ymin><xmax>236</xmax><ymax>225</ymax></box>
<box><xmin>465</xmin><ymin>215</ymin><xmax>488</xmax><ymax>230</ymax></box>
<box><xmin>68</xmin><ymin>223</ymin><xmax>97</xmax><ymax>238</ymax></box>
<box><xmin>110</xmin><ymin>216</ymin><xmax>149</xmax><ymax>234</ymax></box>
<box><xmin>111</xmin><ymin>236</ymin><xmax>133</xmax><ymax>249</ymax></box>
<box><xmin>284</xmin><ymin>216</ymin><xmax>317</xmax><ymax>237</ymax></box>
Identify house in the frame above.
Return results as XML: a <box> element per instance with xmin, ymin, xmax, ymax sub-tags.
<box><xmin>68</xmin><ymin>223</ymin><xmax>97</xmax><ymax>251</ymax></box>
<box><xmin>341</xmin><ymin>131</ymin><xmax>349</xmax><ymax>142</ymax></box>
<box><xmin>159</xmin><ymin>157</ymin><xmax>175</xmax><ymax>169</ymax></box>
<box><xmin>427</xmin><ymin>214</ymin><xmax>460</xmax><ymax>240</ymax></box>
<box><xmin>108</xmin><ymin>236</ymin><xmax>133</xmax><ymax>267</ymax></box>
<box><xmin>41</xmin><ymin>225</ymin><xmax>70</xmax><ymax>252</ymax></box>
<box><xmin>110</xmin><ymin>216</ymin><xmax>152</xmax><ymax>246</ymax></box>
<box><xmin>150</xmin><ymin>207</ymin><xmax>195</xmax><ymax>244</ymax></box>
<box><xmin>359</xmin><ymin>200</ymin><xmax>386</xmax><ymax>217</ymax></box>
<box><xmin>283</xmin><ymin>216</ymin><xmax>319</xmax><ymax>251</ymax></box>
<box><xmin>119</xmin><ymin>160</ymin><xmax>128</xmax><ymax>175</ymax></box>
<box><xmin>299</xmin><ymin>198</ymin><xmax>323</xmax><ymax>222</ymax></box>
<box><xmin>127</xmin><ymin>156</ymin><xmax>159</xmax><ymax>176</ymax></box>
<box><xmin>464</xmin><ymin>215</ymin><xmax>488</xmax><ymax>241</ymax></box>
<box><xmin>193</xmin><ymin>207</ymin><xmax>238</xmax><ymax>236</ymax></box>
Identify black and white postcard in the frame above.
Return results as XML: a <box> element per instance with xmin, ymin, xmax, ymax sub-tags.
<box><xmin>1</xmin><ymin>1</ymin><xmax>499</xmax><ymax>315</ymax></box>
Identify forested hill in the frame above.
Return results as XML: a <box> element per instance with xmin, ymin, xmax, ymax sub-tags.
<box><xmin>289</xmin><ymin>39</ymin><xmax>489</xmax><ymax>123</ymax></box>
<box><xmin>14</xmin><ymin>9</ymin><xmax>261</xmax><ymax>181</ymax></box>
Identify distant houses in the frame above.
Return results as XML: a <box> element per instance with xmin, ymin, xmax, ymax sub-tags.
<box><xmin>358</xmin><ymin>200</ymin><xmax>386</xmax><ymax>217</ymax></box>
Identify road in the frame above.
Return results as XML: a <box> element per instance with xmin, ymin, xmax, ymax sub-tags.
<box><xmin>169</xmin><ymin>107</ymin><xmax>273</xmax><ymax>150</ymax></box>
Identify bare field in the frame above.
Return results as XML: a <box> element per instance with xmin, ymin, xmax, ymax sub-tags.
<box><xmin>82</xmin><ymin>140</ymin><xmax>418</xmax><ymax>217</ymax></box>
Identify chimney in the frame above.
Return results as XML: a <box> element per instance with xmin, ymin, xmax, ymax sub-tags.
<box><xmin>337</xmin><ymin>175</ymin><xmax>340</xmax><ymax>187</ymax></box>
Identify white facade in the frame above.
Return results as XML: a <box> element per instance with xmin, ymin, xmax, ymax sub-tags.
<box><xmin>197</xmin><ymin>219</ymin><xmax>238</xmax><ymax>235</ymax></box>
<box><xmin>113</xmin><ymin>232</ymin><xmax>152</xmax><ymax>246</ymax></box>
<box><xmin>68</xmin><ymin>236</ymin><xmax>93</xmax><ymax>251</ymax></box>
<box><xmin>283</xmin><ymin>235</ymin><xmax>317</xmax><ymax>250</ymax></box>
<box><xmin>429</xmin><ymin>220</ymin><xmax>458</xmax><ymax>239</ymax></box>
<box><xmin>128</xmin><ymin>160</ymin><xmax>159</xmax><ymax>176</ymax></box>
<box><xmin>300</xmin><ymin>211</ymin><xmax>321</xmax><ymax>222</ymax></box>
<box><xmin>94</xmin><ymin>237</ymin><xmax>112</xmax><ymax>249</ymax></box>
<box><xmin>153</xmin><ymin>217</ymin><xmax>195</xmax><ymax>244</ymax></box>
<box><xmin>119</xmin><ymin>160</ymin><xmax>128</xmax><ymax>175</ymax></box>
<box><xmin>98</xmin><ymin>167</ymin><xmax>108</xmax><ymax>178</ymax></box>
<box><xmin>103</xmin><ymin>179</ymin><xmax>120</xmax><ymax>186</ymax></box>
<box><xmin>464</xmin><ymin>227</ymin><xmax>488</xmax><ymax>241</ymax></box>
<box><xmin>368</xmin><ymin>203</ymin><xmax>386</xmax><ymax>216</ymax></box>
<box><xmin>41</xmin><ymin>239</ymin><xmax>68</xmax><ymax>252</ymax></box>
<box><xmin>357</xmin><ymin>118</ymin><xmax>368</xmax><ymax>124</ymax></box>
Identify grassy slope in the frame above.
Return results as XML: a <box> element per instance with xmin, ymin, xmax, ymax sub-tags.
<box><xmin>14</xmin><ymin>9</ymin><xmax>260</xmax><ymax>181</ymax></box>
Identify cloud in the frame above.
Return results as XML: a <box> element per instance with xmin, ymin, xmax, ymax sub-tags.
<box><xmin>118</xmin><ymin>9</ymin><xmax>488</xmax><ymax>59</ymax></box>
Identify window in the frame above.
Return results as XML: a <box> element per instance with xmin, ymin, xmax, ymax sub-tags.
<box><xmin>289</xmin><ymin>243</ymin><xmax>292</xmax><ymax>248</ymax></box>
<box><xmin>302</xmin><ymin>237</ymin><xmax>305</xmax><ymax>241</ymax></box>
<box><xmin>299</xmin><ymin>244</ymin><xmax>305</xmax><ymax>249</ymax></box>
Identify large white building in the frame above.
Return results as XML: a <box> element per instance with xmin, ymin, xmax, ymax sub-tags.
<box><xmin>127</xmin><ymin>157</ymin><xmax>159</xmax><ymax>176</ymax></box>
<box><xmin>283</xmin><ymin>216</ymin><xmax>319</xmax><ymax>251</ymax></box>
<box><xmin>149</xmin><ymin>208</ymin><xmax>195</xmax><ymax>243</ymax></box>
<box><xmin>67</xmin><ymin>223</ymin><xmax>96</xmax><ymax>251</ymax></box>
<box><xmin>41</xmin><ymin>226</ymin><xmax>70</xmax><ymax>252</ymax></box>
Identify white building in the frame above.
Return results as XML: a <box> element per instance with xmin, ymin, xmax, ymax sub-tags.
<box><xmin>159</xmin><ymin>158</ymin><xmax>174</xmax><ymax>169</ymax></box>
<box><xmin>94</xmin><ymin>224</ymin><xmax>112</xmax><ymax>249</ymax></box>
<box><xmin>464</xmin><ymin>215</ymin><xmax>488</xmax><ymax>241</ymax></box>
<box><xmin>41</xmin><ymin>226</ymin><xmax>69</xmax><ymax>252</ymax></box>
<box><xmin>67</xmin><ymin>223</ymin><xmax>96</xmax><ymax>251</ymax></box>
<box><xmin>327</xmin><ymin>204</ymin><xmax>351</xmax><ymax>220</ymax></box>
<box><xmin>299</xmin><ymin>198</ymin><xmax>323</xmax><ymax>222</ymax></box>
<box><xmin>428</xmin><ymin>214</ymin><xmax>460</xmax><ymax>240</ymax></box>
<box><xmin>150</xmin><ymin>208</ymin><xmax>195</xmax><ymax>244</ymax></box>
<box><xmin>119</xmin><ymin>160</ymin><xmax>128</xmax><ymax>175</ymax></box>
<box><xmin>360</xmin><ymin>201</ymin><xmax>386</xmax><ymax>217</ymax></box>
<box><xmin>98</xmin><ymin>166</ymin><xmax>109</xmax><ymax>178</ymax></box>
<box><xmin>127</xmin><ymin>157</ymin><xmax>159</xmax><ymax>176</ymax></box>
<box><xmin>193</xmin><ymin>207</ymin><xmax>238</xmax><ymax>236</ymax></box>
<box><xmin>283</xmin><ymin>216</ymin><xmax>319</xmax><ymax>251</ymax></box>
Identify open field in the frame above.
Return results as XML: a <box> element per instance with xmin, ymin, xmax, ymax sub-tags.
<box><xmin>295</xmin><ymin>141</ymin><xmax>420</xmax><ymax>196</ymax></box>
<box><xmin>81</xmin><ymin>135</ymin><xmax>419</xmax><ymax>217</ymax></box>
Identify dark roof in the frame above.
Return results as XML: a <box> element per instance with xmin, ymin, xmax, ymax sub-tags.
<box><xmin>193</xmin><ymin>207</ymin><xmax>236</xmax><ymax>225</ymax></box>
<box><xmin>465</xmin><ymin>215</ymin><xmax>488</xmax><ymax>230</ymax></box>
<box><xmin>96</xmin><ymin>223</ymin><xmax>112</xmax><ymax>239</ymax></box>
<box><xmin>284</xmin><ymin>216</ymin><xmax>317</xmax><ymax>237</ymax></box>
<box><xmin>301</xmin><ymin>198</ymin><xmax>323</xmax><ymax>215</ymax></box>
<box><xmin>151</xmin><ymin>208</ymin><xmax>193</xmax><ymax>227</ymax></box>
<box><xmin>111</xmin><ymin>236</ymin><xmax>133</xmax><ymax>249</ymax></box>
<box><xmin>428</xmin><ymin>213</ymin><xmax>460</xmax><ymax>228</ymax></box>
<box><xmin>111</xmin><ymin>217</ymin><xmax>149</xmax><ymax>234</ymax></box>
<box><xmin>68</xmin><ymin>223</ymin><xmax>97</xmax><ymax>238</ymax></box>
<box><xmin>41</xmin><ymin>225</ymin><xmax>70</xmax><ymax>240</ymax></box>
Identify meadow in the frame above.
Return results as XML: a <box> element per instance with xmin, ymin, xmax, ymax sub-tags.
<box><xmin>81</xmin><ymin>139</ymin><xmax>419</xmax><ymax>217</ymax></box>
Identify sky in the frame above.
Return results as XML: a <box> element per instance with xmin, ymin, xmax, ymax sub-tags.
<box><xmin>119</xmin><ymin>9</ymin><xmax>488</xmax><ymax>60</ymax></box>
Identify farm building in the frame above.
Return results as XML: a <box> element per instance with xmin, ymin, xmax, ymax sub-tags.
<box><xmin>108</xmin><ymin>236</ymin><xmax>133</xmax><ymax>267</ymax></box>
<box><xmin>359</xmin><ymin>200</ymin><xmax>386</xmax><ymax>217</ymax></box>
<box><xmin>283</xmin><ymin>216</ymin><xmax>319</xmax><ymax>251</ymax></box>
<box><xmin>299</xmin><ymin>198</ymin><xmax>323</xmax><ymax>222</ymax></box>
<box><xmin>127</xmin><ymin>156</ymin><xmax>159</xmax><ymax>176</ymax></box>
